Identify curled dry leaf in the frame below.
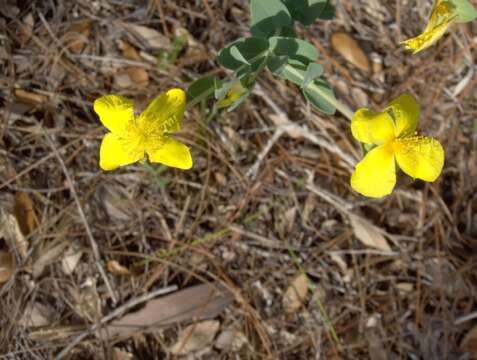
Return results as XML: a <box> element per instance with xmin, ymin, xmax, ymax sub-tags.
<box><xmin>349</xmin><ymin>214</ymin><xmax>391</xmax><ymax>252</ymax></box>
<box><xmin>331</xmin><ymin>32</ymin><xmax>370</xmax><ymax>73</ymax></box>
<box><xmin>283</xmin><ymin>273</ymin><xmax>309</xmax><ymax>314</ymax></box>
<box><xmin>0</xmin><ymin>251</ymin><xmax>15</xmax><ymax>284</ymax></box>
<box><xmin>126</xmin><ymin>66</ymin><xmax>149</xmax><ymax>88</ymax></box>
<box><xmin>1</xmin><ymin>211</ymin><xmax>28</xmax><ymax>259</ymax></box>
<box><xmin>14</xmin><ymin>191</ymin><xmax>38</xmax><ymax>237</ymax></box>
<box><xmin>461</xmin><ymin>325</ymin><xmax>477</xmax><ymax>356</ymax></box>
<box><xmin>107</xmin><ymin>260</ymin><xmax>131</xmax><ymax>276</ymax></box>
<box><xmin>169</xmin><ymin>320</ymin><xmax>220</xmax><ymax>356</ymax></box>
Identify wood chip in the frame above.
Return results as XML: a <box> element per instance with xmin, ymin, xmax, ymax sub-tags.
<box><xmin>349</xmin><ymin>214</ymin><xmax>391</xmax><ymax>252</ymax></box>
<box><xmin>331</xmin><ymin>32</ymin><xmax>370</xmax><ymax>73</ymax></box>
<box><xmin>169</xmin><ymin>320</ymin><xmax>220</xmax><ymax>355</ymax></box>
<box><xmin>283</xmin><ymin>273</ymin><xmax>308</xmax><ymax>314</ymax></box>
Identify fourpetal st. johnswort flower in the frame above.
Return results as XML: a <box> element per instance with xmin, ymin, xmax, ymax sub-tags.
<box><xmin>350</xmin><ymin>94</ymin><xmax>444</xmax><ymax>198</ymax></box>
<box><xmin>401</xmin><ymin>0</ymin><xmax>455</xmax><ymax>54</ymax></box>
<box><xmin>94</xmin><ymin>88</ymin><xmax>192</xmax><ymax>171</ymax></box>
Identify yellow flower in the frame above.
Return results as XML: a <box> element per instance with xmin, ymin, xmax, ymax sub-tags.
<box><xmin>350</xmin><ymin>94</ymin><xmax>444</xmax><ymax>198</ymax></box>
<box><xmin>401</xmin><ymin>0</ymin><xmax>456</xmax><ymax>54</ymax></box>
<box><xmin>94</xmin><ymin>88</ymin><xmax>192</xmax><ymax>171</ymax></box>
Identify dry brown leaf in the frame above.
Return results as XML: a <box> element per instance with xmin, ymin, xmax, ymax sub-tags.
<box><xmin>105</xmin><ymin>283</ymin><xmax>232</xmax><ymax>338</ymax></box>
<box><xmin>282</xmin><ymin>206</ymin><xmax>297</xmax><ymax>233</ymax></box>
<box><xmin>14</xmin><ymin>89</ymin><xmax>47</xmax><ymax>106</ymax></box>
<box><xmin>32</xmin><ymin>240</ymin><xmax>69</xmax><ymax>277</ymax></box>
<box><xmin>461</xmin><ymin>325</ymin><xmax>477</xmax><ymax>357</ymax></box>
<box><xmin>283</xmin><ymin>273</ymin><xmax>308</xmax><ymax>314</ymax></box>
<box><xmin>331</xmin><ymin>32</ymin><xmax>370</xmax><ymax>73</ymax></box>
<box><xmin>61</xmin><ymin>247</ymin><xmax>83</xmax><ymax>275</ymax></box>
<box><xmin>107</xmin><ymin>260</ymin><xmax>131</xmax><ymax>276</ymax></box>
<box><xmin>66</xmin><ymin>21</ymin><xmax>92</xmax><ymax>54</ymax></box>
<box><xmin>215</xmin><ymin>328</ymin><xmax>248</xmax><ymax>351</ymax></box>
<box><xmin>0</xmin><ymin>251</ymin><xmax>14</xmax><ymax>284</ymax></box>
<box><xmin>169</xmin><ymin>320</ymin><xmax>220</xmax><ymax>356</ymax></box>
<box><xmin>14</xmin><ymin>191</ymin><xmax>38</xmax><ymax>236</ymax></box>
<box><xmin>349</xmin><ymin>214</ymin><xmax>391</xmax><ymax>252</ymax></box>
<box><xmin>19</xmin><ymin>13</ymin><xmax>34</xmax><ymax>45</ymax></box>
<box><xmin>126</xmin><ymin>67</ymin><xmax>149</xmax><ymax>88</ymax></box>
<box><xmin>123</xmin><ymin>23</ymin><xmax>170</xmax><ymax>50</ymax></box>
<box><xmin>20</xmin><ymin>302</ymin><xmax>53</xmax><ymax>327</ymax></box>
<box><xmin>119</xmin><ymin>40</ymin><xmax>142</xmax><ymax>61</ymax></box>
<box><xmin>1</xmin><ymin>211</ymin><xmax>28</xmax><ymax>259</ymax></box>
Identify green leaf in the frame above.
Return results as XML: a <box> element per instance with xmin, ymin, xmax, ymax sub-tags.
<box><xmin>449</xmin><ymin>0</ymin><xmax>477</xmax><ymax>22</ymax></box>
<box><xmin>267</xmin><ymin>55</ymin><xmax>289</xmax><ymax>74</ymax></box>
<box><xmin>282</xmin><ymin>0</ymin><xmax>335</xmax><ymax>25</ymax></box>
<box><xmin>268</xmin><ymin>36</ymin><xmax>319</xmax><ymax>66</ymax></box>
<box><xmin>280</xmin><ymin>63</ymin><xmax>336</xmax><ymax>114</ymax></box>
<box><xmin>187</xmin><ymin>75</ymin><xmax>221</xmax><ymax>103</ymax></box>
<box><xmin>250</xmin><ymin>0</ymin><xmax>293</xmax><ymax>38</ymax></box>
<box><xmin>302</xmin><ymin>63</ymin><xmax>323</xmax><ymax>88</ymax></box>
<box><xmin>217</xmin><ymin>37</ymin><xmax>270</xmax><ymax>71</ymax></box>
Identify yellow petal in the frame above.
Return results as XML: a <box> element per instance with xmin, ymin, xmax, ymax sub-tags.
<box><xmin>147</xmin><ymin>137</ymin><xmax>192</xmax><ymax>170</ymax></box>
<box><xmin>351</xmin><ymin>109</ymin><xmax>395</xmax><ymax>144</ymax></box>
<box><xmin>387</xmin><ymin>94</ymin><xmax>420</xmax><ymax>137</ymax></box>
<box><xmin>400</xmin><ymin>1</ymin><xmax>454</xmax><ymax>54</ymax></box>
<box><xmin>94</xmin><ymin>95</ymin><xmax>134</xmax><ymax>135</ymax></box>
<box><xmin>351</xmin><ymin>144</ymin><xmax>396</xmax><ymax>198</ymax></box>
<box><xmin>393</xmin><ymin>136</ymin><xmax>444</xmax><ymax>182</ymax></box>
<box><xmin>138</xmin><ymin>88</ymin><xmax>186</xmax><ymax>135</ymax></box>
<box><xmin>99</xmin><ymin>133</ymin><xmax>144</xmax><ymax>171</ymax></box>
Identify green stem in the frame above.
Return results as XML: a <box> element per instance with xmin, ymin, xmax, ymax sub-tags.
<box><xmin>185</xmin><ymin>50</ymin><xmax>270</xmax><ymax>110</ymax></box>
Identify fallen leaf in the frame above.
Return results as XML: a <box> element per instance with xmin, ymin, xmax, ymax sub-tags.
<box><xmin>169</xmin><ymin>320</ymin><xmax>220</xmax><ymax>356</ymax></box>
<box><xmin>61</xmin><ymin>247</ymin><xmax>83</xmax><ymax>275</ymax></box>
<box><xmin>283</xmin><ymin>273</ymin><xmax>308</xmax><ymax>314</ymax></box>
<box><xmin>331</xmin><ymin>32</ymin><xmax>370</xmax><ymax>73</ymax></box>
<box><xmin>126</xmin><ymin>66</ymin><xmax>149</xmax><ymax>88</ymax></box>
<box><xmin>123</xmin><ymin>23</ymin><xmax>170</xmax><ymax>50</ymax></box>
<box><xmin>105</xmin><ymin>283</ymin><xmax>232</xmax><ymax>338</ymax></box>
<box><xmin>215</xmin><ymin>328</ymin><xmax>248</xmax><ymax>351</ymax></box>
<box><xmin>461</xmin><ymin>325</ymin><xmax>477</xmax><ymax>356</ymax></box>
<box><xmin>119</xmin><ymin>40</ymin><xmax>142</xmax><ymax>61</ymax></box>
<box><xmin>32</xmin><ymin>240</ymin><xmax>69</xmax><ymax>277</ymax></box>
<box><xmin>0</xmin><ymin>211</ymin><xmax>28</xmax><ymax>259</ymax></box>
<box><xmin>0</xmin><ymin>251</ymin><xmax>14</xmax><ymax>284</ymax></box>
<box><xmin>14</xmin><ymin>191</ymin><xmax>38</xmax><ymax>237</ymax></box>
<box><xmin>349</xmin><ymin>214</ymin><xmax>391</xmax><ymax>252</ymax></box>
<box><xmin>20</xmin><ymin>302</ymin><xmax>53</xmax><ymax>327</ymax></box>
<box><xmin>65</xmin><ymin>21</ymin><xmax>92</xmax><ymax>54</ymax></box>
<box><xmin>19</xmin><ymin>13</ymin><xmax>34</xmax><ymax>45</ymax></box>
<box><xmin>14</xmin><ymin>89</ymin><xmax>47</xmax><ymax>106</ymax></box>
<box><xmin>113</xmin><ymin>349</ymin><xmax>134</xmax><ymax>360</ymax></box>
<box><xmin>107</xmin><ymin>260</ymin><xmax>131</xmax><ymax>276</ymax></box>
<box><xmin>282</xmin><ymin>206</ymin><xmax>297</xmax><ymax>233</ymax></box>
<box><xmin>269</xmin><ymin>114</ymin><xmax>302</xmax><ymax>139</ymax></box>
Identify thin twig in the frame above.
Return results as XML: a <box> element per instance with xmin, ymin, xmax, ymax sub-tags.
<box><xmin>42</xmin><ymin>130</ymin><xmax>118</xmax><ymax>304</ymax></box>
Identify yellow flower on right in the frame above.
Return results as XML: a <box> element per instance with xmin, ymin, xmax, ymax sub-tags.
<box><xmin>350</xmin><ymin>94</ymin><xmax>444</xmax><ymax>198</ymax></box>
<box><xmin>401</xmin><ymin>0</ymin><xmax>456</xmax><ymax>53</ymax></box>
